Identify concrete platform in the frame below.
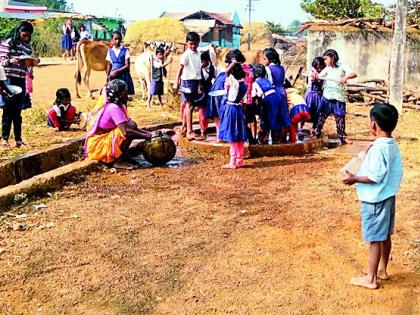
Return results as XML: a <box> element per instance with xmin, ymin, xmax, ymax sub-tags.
<box><xmin>179</xmin><ymin>134</ymin><xmax>328</xmax><ymax>157</ymax></box>
<box><xmin>0</xmin><ymin>159</ymin><xmax>98</xmax><ymax>212</ymax></box>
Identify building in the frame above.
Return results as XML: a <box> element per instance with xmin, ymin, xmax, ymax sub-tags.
<box><xmin>305</xmin><ymin>22</ymin><xmax>420</xmax><ymax>89</ymax></box>
<box><xmin>0</xmin><ymin>0</ymin><xmax>47</xmax><ymax>14</ymax></box>
<box><xmin>160</xmin><ymin>10</ymin><xmax>242</xmax><ymax>49</ymax></box>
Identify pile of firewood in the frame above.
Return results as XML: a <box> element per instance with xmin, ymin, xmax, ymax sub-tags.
<box><xmin>346</xmin><ymin>79</ymin><xmax>419</xmax><ymax>107</ymax></box>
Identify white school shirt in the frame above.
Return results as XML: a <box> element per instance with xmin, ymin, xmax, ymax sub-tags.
<box><xmin>179</xmin><ymin>48</ymin><xmax>201</xmax><ymax>80</ymax></box>
<box><xmin>80</xmin><ymin>31</ymin><xmax>91</xmax><ymax>40</ymax></box>
<box><xmin>105</xmin><ymin>47</ymin><xmax>130</xmax><ymax>62</ymax></box>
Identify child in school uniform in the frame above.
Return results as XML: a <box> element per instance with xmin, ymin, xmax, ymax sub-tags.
<box><xmin>343</xmin><ymin>103</ymin><xmax>402</xmax><ymax>290</ymax></box>
<box><xmin>148</xmin><ymin>47</ymin><xmax>173</xmax><ymax>107</ymax></box>
<box><xmin>304</xmin><ymin>56</ymin><xmax>325</xmax><ymax>131</ymax></box>
<box><xmin>195</xmin><ymin>51</ymin><xmax>215</xmax><ymax>138</ymax></box>
<box><xmin>313</xmin><ymin>49</ymin><xmax>357</xmax><ymax>145</ymax></box>
<box><xmin>252</xmin><ymin>64</ymin><xmax>288</xmax><ymax>145</ymax></box>
<box><xmin>286</xmin><ymin>88</ymin><xmax>311</xmax><ymax>143</ymax></box>
<box><xmin>106</xmin><ymin>31</ymin><xmax>135</xmax><ymax>96</ymax></box>
<box><xmin>174</xmin><ymin>32</ymin><xmax>202</xmax><ymax>140</ymax></box>
<box><xmin>47</xmin><ymin>88</ymin><xmax>78</xmax><ymax>131</ymax></box>
<box><xmin>218</xmin><ymin>60</ymin><xmax>247</xmax><ymax>169</ymax></box>
<box><xmin>262</xmin><ymin>47</ymin><xmax>287</xmax><ymax>99</ymax></box>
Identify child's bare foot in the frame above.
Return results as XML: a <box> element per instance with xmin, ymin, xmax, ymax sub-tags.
<box><xmin>221</xmin><ymin>164</ymin><xmax>237</xmax><ymax>169</ymax></box>
<box><xmin>362</xmin><ymin>269</ymin><xmax>390</xmax><ymax>280</ymax></box>
<box><xmin>350</xmin><ymin>276</ymin><xmax>378</xmax><ymax>289</ymax></box>
<box><xmin>1</xmin><ymin>139</ymin><xmax>10</xmax><ymax>148</ymax></box>
<box><xmin>342</xmin><ymin>138</ymin><xmax>353</xmax><ymax>145</ymax></box>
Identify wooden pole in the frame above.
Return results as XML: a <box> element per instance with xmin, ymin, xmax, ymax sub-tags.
<box><xmin>389</xmin><ymin>0</ymin><xmax>408</xmax><ymax>113</ymax></box>
<box><xmin>247</xmin><ymin>0</ymin><xmax>252</xmax><ymax>51</ymax></box>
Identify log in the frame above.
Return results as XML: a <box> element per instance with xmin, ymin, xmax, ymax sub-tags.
<box><xmin>361</xmin><ymin>91</ymin><xmax>387</xmax><ymax>102</ymax></box>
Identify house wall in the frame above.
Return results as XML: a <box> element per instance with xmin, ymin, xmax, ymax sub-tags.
<box><xmin>307</xmin><ymin>28</ymin><xmax>420</xmax><ymax>89</ymax></box>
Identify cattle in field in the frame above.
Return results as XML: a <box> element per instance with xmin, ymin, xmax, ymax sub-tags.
<box><xmin>74</xmin><ymin>40</ymin><xmax>113</xmax><ymax>98</ymax></box>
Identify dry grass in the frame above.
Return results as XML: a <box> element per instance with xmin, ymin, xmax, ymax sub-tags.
<box><xmin>240</xmin><ymin>22</ymin><xmax>273</xmax><ymax>50</ymax></box>
<box><xmin>125</xmin><ymin>18</ymin><xmax>188</xmax><ymax>54</ymax></box>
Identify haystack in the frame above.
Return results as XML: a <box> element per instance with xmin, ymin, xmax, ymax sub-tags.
<box><xmin>240</xmin><ymin>22</ymin><xmax>273</xmax><ymax>50</ymax></box>
<box><xmin>125</xmin><ymin>18</ymin><xmax>188</xmax><ymax>54</ymax></box>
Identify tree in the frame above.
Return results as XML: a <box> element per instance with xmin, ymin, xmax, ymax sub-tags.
<box><xmin>389</xmin><ymin>0</ymin><xmax>419</xmax><ymax>25</ymax></box>
<box><xmin>266</xmin><ymin>21</ymin><xmax>285</xmax><ymax>35</ymax></box>
<box><xmin>18</xmin><ymin>0</ymin><xmax>70</xmax><ymax>11</ymax></box>
<box><xmin>287</xmin><ymin>20</ymin><xmax>302</xmax><ymax>34</ymax></box>
<box><xmin>300</xmin><ymin>0</ymin><xmax>386</xmax><ymax>20</ymax></box>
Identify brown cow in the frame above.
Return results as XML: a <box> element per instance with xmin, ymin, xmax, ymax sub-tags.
<box><xmin>214</xmin><ymin>48</ymin><xmax>265</xmax><ymax>69</ymax></box>
<box><xmin>74</xmin><ymin>40</ymin><xmax>112</xmax><ymax>98</ymax></box>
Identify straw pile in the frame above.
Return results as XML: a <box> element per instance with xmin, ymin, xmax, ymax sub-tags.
<box><xmin>240</xmin><ymin>22</ymin><xmax>273</xmax><ymax>49</ymax></box>
<box><xmin>125</xmin><ymin>18</ymin><xmax>188</xmax><ymax>54</ymax></box>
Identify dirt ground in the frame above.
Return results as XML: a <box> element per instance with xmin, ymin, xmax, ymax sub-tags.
<box><xmin>0</xmin><ymin>96</ymin><xmax>419</xmax><ymax>313</ymax></box>
<box><xmin>0</xmin><ymin>63</ymin><xmax>179</xmax><ymax>161</ymax></box>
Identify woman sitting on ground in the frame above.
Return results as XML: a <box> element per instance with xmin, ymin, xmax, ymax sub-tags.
<box><xmin>85</xmin><ymin>79</ymin><xmax>152</xmax><ymax>169</ymax></box>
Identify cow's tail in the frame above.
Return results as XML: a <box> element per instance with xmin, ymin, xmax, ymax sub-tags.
<box><xmin>75</xmin><ymin>41</ymin><xmax>84</xmax><ymax>85</ymax></box>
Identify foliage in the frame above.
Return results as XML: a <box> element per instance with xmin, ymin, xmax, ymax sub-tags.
<box><xmin>300</xmin><ymin>0</ymin><xmax>386</xmax><ymax>20</ymax></box>
<box><xmin>14</xmin><ymin>193</ymin><xmax>28</xmax><ymax>205</ymax></box>
<box><xmin>31</xmin><ymin>18</ymin><xmax>64</xmax><ymax>57</ymax></box>
<box><xmin>0</xmin><ymin>18</ymin><xmax>20</xmax><ymax>40</ymax></box>
<box><xmin>124</xmin><ymin>18</ymin><xmax>188</xmax><ymax>54</ymax></box>
<box><xmin>388</xmin><ymin>0</ymin><xmax>420</xmax><ymax>25</ymax></box>
<box><xmin>240</xmin><ymin>22</ymin><xmax>272</xmax><ymax>48</ymax></box>
<box><xmin>287</xmin><ymin>20</ymin><xmax>302</xmax><ymax>34</ymax></box>
<box><xmin>17</xmin><ymin>0</ymin><xmax>71</xmax><ymax>11</ymax></box>
<box><xmin>266</xmin><ymin>21</ymin><xmax>285</xmax><ymax>35</ymax></box>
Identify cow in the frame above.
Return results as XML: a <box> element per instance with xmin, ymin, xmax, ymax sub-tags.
<box><xmin>74</xmin><ymin>40</ymin><xmax>113</xmax><ymax>98</ymax></box>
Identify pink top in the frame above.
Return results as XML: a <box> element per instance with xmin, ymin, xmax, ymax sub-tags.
<box><xmin>97</xmin><ymin>103</ymin><xmax>128</xmax><ymax>130</ymax></box>
<box><xmin>241</xmin><ymin>63</ymin><xmax>254</xmax><ymax>105</ymax></box>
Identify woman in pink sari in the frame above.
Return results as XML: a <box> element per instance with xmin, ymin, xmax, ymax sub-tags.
<box><xmin>85</xmin><ymin>79</ymin><xmax>152</xmax><ymax>169</ymax></box>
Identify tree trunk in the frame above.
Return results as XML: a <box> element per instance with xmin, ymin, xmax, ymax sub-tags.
<box><xmin>389</xmin><ymin>0</ymin><xmax>408</xmax><ymax>113</ymax></box>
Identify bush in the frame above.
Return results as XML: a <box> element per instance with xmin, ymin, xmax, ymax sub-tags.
<box><xmin>124</xmin><ymin>18</ymin><xmax>188</xmax><ymax>54</ymax></box>
<box><xmin>0</xmin><ymin>18</ymin><xmax>20</xmax><ymax>39</ymax></box>
<box><xmin>32</xmin><ymin>18</ymin><xmax>64</xmax><ymax>57</ymax></box>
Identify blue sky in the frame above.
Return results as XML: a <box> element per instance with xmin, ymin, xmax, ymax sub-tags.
<box><xmin>70</xmin><ymin>0</ymin><xmax>395</xmax><ymax>27</ymax></box>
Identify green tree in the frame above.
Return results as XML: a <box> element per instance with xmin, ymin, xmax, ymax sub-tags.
<box><xmin>18</xmin><ymin>0</ymin><xmax>70</xmax><ymax>11</ymax></box>
<box><xmin>389</xmin><ymin>0</ymin><xmax>419</xmax><ymax>25</ymax></box>
<box><xmin>287</xmin><ymin>20</ymin><xmax>302</xmax><ymax>34</ymax></box>
<box><xmin>266</xmin><ymin>21</ymin><xmax>285</xmax><ymax>35</ymax></box>
<box><xmin>300</xmin><ymin>0</ymin><xmax>386</xmax><ymax>20</ymax></box>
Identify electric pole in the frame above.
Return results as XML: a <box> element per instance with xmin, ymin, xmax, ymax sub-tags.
<box><xmin>246</xmin><ymin>0</ymin><xmax>259</xmax><ymax>51</ymax></box>
<box><xmin>389</xmin><ymin>0</ymin><xmax>408</xmax><ymax>113</ymax></box>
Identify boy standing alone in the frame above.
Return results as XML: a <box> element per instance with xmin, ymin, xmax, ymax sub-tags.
<box><xmin>174</xmin><ymin>32</ymin><xmax>201</xmax><ymax>140</ymax></box>
<box><xmin>343</xmin><ymin>103</ymin><xmax>403</xmax><ymax>289</ymax></box>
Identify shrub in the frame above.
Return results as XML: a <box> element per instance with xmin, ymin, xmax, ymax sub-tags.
<box><xmin>32</xmin><ymin>18</ymin><xmax>64</xmax><ymax>57</ymax></box>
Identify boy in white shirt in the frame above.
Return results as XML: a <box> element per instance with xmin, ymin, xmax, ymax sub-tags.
<box><xmin>174</xmin><ymin>32</ymin><xmax>202</xmax><ymax>140</ymax></box>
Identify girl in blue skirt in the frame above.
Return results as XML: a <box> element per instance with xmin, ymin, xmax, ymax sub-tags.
<box><xmin>218</xmin><ymin>60</ymin><xmax>247</xmax><ymax>169</ymax></box>
<box><xmin>106</xmin><ymin>31</ymin><xmax>135</xmax><ymax>96</ymax></box>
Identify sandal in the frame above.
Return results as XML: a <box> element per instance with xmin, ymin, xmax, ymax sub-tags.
<box><xmin>15</xmin><ymin>140</ymin><xmax>27</xmax><ymax>148</ymax></box>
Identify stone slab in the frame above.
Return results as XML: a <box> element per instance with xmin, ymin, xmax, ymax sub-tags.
<box><xmin>0</xmin><ymin>159</ymin><xmax>98</xmax><ymax>212</ymax></box>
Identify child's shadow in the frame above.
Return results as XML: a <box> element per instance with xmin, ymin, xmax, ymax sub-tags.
<box><xmin>382</xmin><ymin>271</ymin><xmax>420</xmax><ymax>288</ymax></box>
<box><xmin>246</xmin><ymin>156</ymin><xmax>331</xmax><ymax>169</ymax></box>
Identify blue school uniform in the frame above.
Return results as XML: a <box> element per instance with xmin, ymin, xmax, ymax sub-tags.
<box><xmin>254</xmin><ymin>78</ymin><xmax>291</xmax><ymax>131</ymax></box>
<box><xmin>205</xmin><ymin>71</ymin><xmax>226</xmax><ymax>119</ymax></box>
<box><xmin>267</xmin><ymin>64</ymin><xmax>287</xmax><ymax>99</ymax></box>
<box><xmin>218</xmin><ymin>78</ymin><xmax>248</xmax><ymax>143</ymax></box>
<box><xmin>108</xmin><ymin>47</ymin><xmax>135</xmax><ymax>95</ymax></box>
<box><xmin>304</xmin><ymin>72</ymin><xmax>323</xmax><ymax>126</ymax></box>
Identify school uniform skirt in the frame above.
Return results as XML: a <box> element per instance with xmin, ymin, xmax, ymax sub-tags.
<box><xmin>150</xmin><ymin>79</ymin><xmax>164</xmax><ymax>96</ymax></box>
<box><xmin>304</xmin><ymin>89</ymin><xmax>322</xmax><ymax>123</ymax></box>
<box><xmin>113</xmin><ymin>70</ymin><xmax>135</xmax><ymax>95</ymax></box>
<box><xmin>318</xmin><ymin>97</ymin><xmax>346</xmax><ymax>116</ymax></box>
<box><xmin>61</xmin><ymin>34</ymin><xmax>72</xmax><ymax>50</ymax></box>
<box><xmin>218</xmin><ymin>102</ymin><xmax>247</xmax><ymax>143</ymax></box>
<box><xmin>205</xmin><ymin>72</ymin><xmax>226</xmax><ymax>119</ymax></box>
<box><xmin>290</xmin><ymin>104</ymin><xmax>311</xmax><ymax>124</ymax></box>
<box><xmin>260</xmin><ymin>90</ymin><xmax>291</xmax><ymax>132</ymax></box>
